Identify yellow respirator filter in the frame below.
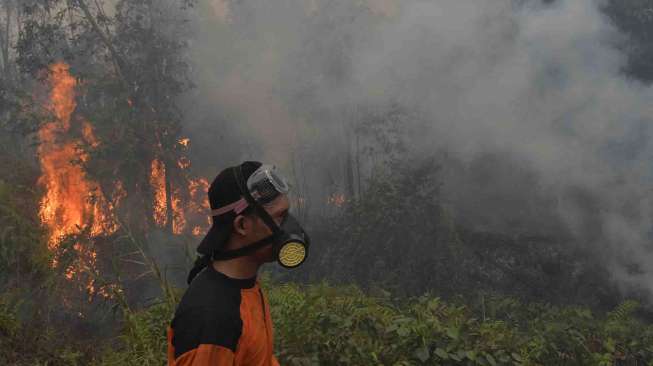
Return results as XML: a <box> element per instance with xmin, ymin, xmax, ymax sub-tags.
<box><xmin>278</xmin><ymin>241</ymin><xmax>306</xmax><ymax>268</ymax></box>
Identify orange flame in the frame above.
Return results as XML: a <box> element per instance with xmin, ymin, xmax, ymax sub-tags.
<box><xmin>177</xmin><ymin>156</ymin><xmax>191</xmax><ymax>169</ymax></box>
<box><xmin>178</xmin><ymin>137</ymin><xmax>190</xmax><ymax>148</ymax></box>
<box><xmin>38</xmin><ymin>63</ymin><xmax>210</xmax><ymax>301</ymax></box>
<box><xmin>188</xmin><ymin>177</ymin><xmax>211</xmax><ymax>236</ymax></box>
<box><xmin>37</xmin><ymin>63</ymin><xmax>118</xmax><ymax>297</ymax></box>
<box><xmin>150</xmin><ymin>158</ymin><xmax>168</xmax><ymax>227</ymax></box>
<box><xmin>327</xmin><ymin>193</ymin><xmax>346</xmax><ymax>207</ymax></box>
<box><xmin>38</xmin><ymin>63</ymin><xmax>117</xmax><ymax>247</ymax></box>
<box><xmin>171</xmin><ymin>188</ymin><xmax>186</xmax><ymax>235</ymax></box>
<box><xmin>149</xmin><ymin>158</ymin><xmax>198</xmax><ymax>234</ymax></box>
<box><xmin>149</xmin><ymin>155</ymin><xmax>211</xmax><ymax>235</ymax></box>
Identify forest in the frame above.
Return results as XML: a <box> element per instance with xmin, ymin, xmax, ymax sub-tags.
<box><xmin>2</xmin><ymin>0</ymin><xmax>653</xmax><ymax>364</ymax></box>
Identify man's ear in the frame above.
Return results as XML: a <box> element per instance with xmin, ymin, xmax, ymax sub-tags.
<box><xmin>233</xmin><ymin>215</ymin><xmax>248</xmax><ymax>236</ymax></box>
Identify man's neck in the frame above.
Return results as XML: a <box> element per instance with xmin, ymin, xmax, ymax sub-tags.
<box><xmin>212</xmin><ymin>256</ymin><xmax>259</xmax><ymax>279</ymax></box>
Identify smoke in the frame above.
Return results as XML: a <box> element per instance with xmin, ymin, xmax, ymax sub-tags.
<box><xmin>181</xmin><ymin>0</ymin><xmax>653</xmax><ymax>297</ymax></box>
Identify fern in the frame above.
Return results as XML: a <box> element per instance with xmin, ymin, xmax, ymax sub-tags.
<box><xmin>608</xmin><ymin>300</ymin><xmax>639</xmax><ymax>322</ymax></box>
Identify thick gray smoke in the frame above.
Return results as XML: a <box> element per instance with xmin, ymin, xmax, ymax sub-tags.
<box><xmin>182</xmin><ymin>0</ymin><xmax>653</xmax><ymax>297</ymax></box>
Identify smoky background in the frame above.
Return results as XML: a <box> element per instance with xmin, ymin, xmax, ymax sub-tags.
<box><xmin>158</xmin><ymin>0</ymin><xmax>653</xmax><ymax>307</ymax></box>
<box><xmin>5</xmin><ymin>1</ymin><xmax>653</xmax><ymax>362</ymax></box>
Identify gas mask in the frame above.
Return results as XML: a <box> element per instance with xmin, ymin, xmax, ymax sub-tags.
<box><xmin>211</xmin><ymin>164</ymin><xmax>310</xmax><ymax>268</ymax></box>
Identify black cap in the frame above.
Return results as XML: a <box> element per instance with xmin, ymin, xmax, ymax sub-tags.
<box><xmin>188</xmin><ymin>161</ymin><xmax>262</xmax><ymax>284</ymax></box>
<box><xmin>196</xmin><ymin>161</ymin><xmax>263</xmax><ymax>256</ymax></box>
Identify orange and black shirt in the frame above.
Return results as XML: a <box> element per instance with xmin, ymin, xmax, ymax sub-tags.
<box><xmin>167</xmin><ymin>265</ymin><xmax>280</xmax><ymax>366</ymax></box>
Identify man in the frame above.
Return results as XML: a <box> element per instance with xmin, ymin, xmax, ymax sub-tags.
<box><xmin>167</xmin><ymin>161</ymin><xmax>310</xmax><ymax>366</ymax></box>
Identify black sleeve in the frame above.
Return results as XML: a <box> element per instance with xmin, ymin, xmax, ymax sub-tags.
<box><xmin>171</xmin><ymin>307</ymin><xmax>243</xmax><ymax>359</ymax></box>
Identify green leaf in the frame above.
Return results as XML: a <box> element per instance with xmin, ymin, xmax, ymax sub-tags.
<box><xmin>511</xmin><ymin>352</ymin><xmax>522</xmax><ymax>362</ymax></box>
<box><xmin>414</xmin><ymin>346</ymin><xmax>430</xmax><ymax>362</ymax></box>
<box><xmin>466</xmin><ymin>350</ymin><xmax>477</xmax><ymax>361</ymax></box>
<box><xmin>434</xmin><ymin>348</ymin><xmax>449</xmax><ymax>359</ymax></box>
<box><xmin>446</xmin><ymin>327</ymin><xmax>460</xmax><ymax>340</ymax></box>
<box><xmin>397</xmin><ymin>326</ymin><xmax>410</xmax><ymax>337</ymax></box>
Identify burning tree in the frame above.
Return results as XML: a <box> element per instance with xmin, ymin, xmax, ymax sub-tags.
<box><xmin>2</xmin><ymin>0</ymin><xmax>210</xmax><ymax>304</ymax></box>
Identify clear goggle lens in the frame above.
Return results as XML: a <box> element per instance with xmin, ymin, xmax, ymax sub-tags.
<box><xmin>247</xmin><ymin>164</ymin><xmax>290</xmax><ymax>205</ymax></box>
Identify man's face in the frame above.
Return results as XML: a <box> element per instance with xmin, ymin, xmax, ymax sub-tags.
<box><xmin>239</xmin><ymin>194</ymin><xmax>290</xmax><ymax>263</ymax></box>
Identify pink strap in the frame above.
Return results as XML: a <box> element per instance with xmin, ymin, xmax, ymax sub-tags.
<box><xmin>210</xmin><ymin>197</ymin><xmax>249</xmax><ymax>216</ymax></box>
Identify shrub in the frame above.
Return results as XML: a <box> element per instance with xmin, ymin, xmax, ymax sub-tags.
<box><xmin>94</xmin><ymin>279</ymin><xmax>653</xmax><ymax>365</ymax></box>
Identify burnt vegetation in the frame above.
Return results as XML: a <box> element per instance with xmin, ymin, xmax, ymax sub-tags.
<box><xmin>1</xmin><ymin>0</ymin><xmax>653</xmax><ymax>365</ymax></box>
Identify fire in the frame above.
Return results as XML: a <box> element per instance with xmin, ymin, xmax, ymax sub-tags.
<box><xmin>37</xmin><ymin>63</ymin><xmax>210</xmax><ymax>300</ymax></box>
<box><xmin>327</xmin><ymin>193</ymin><xmax>346</xmax><ymax>207</ymax></box>
<box><xmin>149</xmin><ymin>156</ymin><xmax>210</xmax><ymax>236</ymax></box>
<box><xmin>178</xmin><ymin>137</ymin><xmax>190</xmax><ymax>147</ymax></box>
<box><xmin>171</xmin><ymin>187</ymin><xmax>186</xmax><ymax>234</ymax></box>
<box><xmin>38</xmin><ymin>63</ymin><xmax>117</xmax><ymax>247</ymax></box>
<box><xmin>188</xmin><ymin>177</ymin><xmax>211</xmax><ymax>236</ymax></box>
<box><xmin>150</xmin><ymin>158</ymin><xmax>168</xmax><ymax>226</ymax></box>
<box><xmin>81</xmin><ymin>121</ymin><xmax>99</xmax><ymax>148</ymax></box>
<box><xmin>177</xmin><ymin>157</ymin><xmax>191</xmax><ymax>169</ymax></box>
<box><xmin>38</xmin><ymin>62</ymin><xmax>118</xmax><ymax>297</ymax></box>
<box><xmin>148</xmin><ymin>158</ymin><xmax>187</xmax><ymax>233</ymax></box>
<box><xmin>189</xmin><ymin>177</ymin><xmax>210</xmax><ymax>201</ymax></box>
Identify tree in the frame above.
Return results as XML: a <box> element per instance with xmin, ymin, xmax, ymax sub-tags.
<box><xmin>14</xmin><ymin>0</ymin><xmax>197</xmax><ymax>232</ymax></box>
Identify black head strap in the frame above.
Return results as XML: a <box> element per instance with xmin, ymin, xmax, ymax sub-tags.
<box><xmin>233</xmin><ymin>164</ymin><xmax>281</xmax><ymax>235</ymax></box>
<box><xmin>209</xmin><ymin>165</ymin><xmax>281</xmax><ymax>261</ymax></box>
<box><xmin>188</xmin><ymin>164</ymin><xmax>283</xmax><ymax>282</ymax></box>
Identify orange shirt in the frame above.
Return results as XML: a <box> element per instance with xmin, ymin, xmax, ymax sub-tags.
<box><xmin>167</xmin><ymin>266</ymin><xmax>280</xmax><ymax>366</ymax></box>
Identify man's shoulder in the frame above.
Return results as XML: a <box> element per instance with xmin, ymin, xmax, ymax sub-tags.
<box><xmin>171</xmin><ymin>284</ymin><xmax>242</xmax><ymax>346</ymax></box>
<box><xmin>170</xmin><ymin>277</ymin><xmax>244</xmax><ymax>356</ymax></box>
<box><xmin>175</xmin><ymin>268</ymin><xmax>241</xmax><ymax>316</ymax></box>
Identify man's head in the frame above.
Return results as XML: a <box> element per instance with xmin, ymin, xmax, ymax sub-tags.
<box><xmin>187</xmin><ymin>161</ymin><xmax>309</xmax><ymax>284</ymax></box>
<box><xmin>196</xmin><ymin>161</ymin><xmax>291</xmax><ymax>265</ymax></box>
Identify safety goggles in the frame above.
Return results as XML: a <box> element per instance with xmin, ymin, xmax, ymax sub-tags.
<box><xmin>211</xmin><ymin>164</ymin><xmax>290</xmax><ymax>217</ymax></box>
<box><xmin>247</xmin><ymin>164</ymin><xmax>289</xmax><ymax>204</ymax></box>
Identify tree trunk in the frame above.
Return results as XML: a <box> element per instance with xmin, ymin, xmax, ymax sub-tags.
<box><xmin>342</xmin><ymin>108</ymin><xmax>356</xmax><ymax>200</ymax></box>
<box><xmin>1</xmin><ymin>1</ymin><xmax>11</xmax><ymax>78</ymax></box>
<box><xmin>0</xmin><ymin>29</ymin><xmax>5</xmax><ymax>77</ymax></box>
<box><xmin>345</xmin><ymin>134</ymin><xmax>355</xmax><ymax>199</ymax></box>
<box><xmin>355</xmin><ymin>127</ymin><xmax>361</xmax><ymax>199</ymax></box>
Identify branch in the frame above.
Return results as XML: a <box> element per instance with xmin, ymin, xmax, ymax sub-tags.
<box><xmin>74</xmin><ymin>0</ymin><xmax>129</xmax><ymax>90</ymax></box>
<box><xmin>74</xmin><ymin>0</ymin><xmax>162</xmax><ymax>120</ymax></box>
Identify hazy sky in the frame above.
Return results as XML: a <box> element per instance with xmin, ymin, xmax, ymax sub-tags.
<box><xmin>182</xmin><ymin>0</ymin><xmax>653</xmax><ymax>297</ymax></box>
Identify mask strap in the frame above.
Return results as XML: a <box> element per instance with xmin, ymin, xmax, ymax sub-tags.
<box><xmin>187</xmin><ymin>254</ymin><xmax>211</xmax><ymax>284</ymax></box>
<box><xmin>211</xmin><ymin>237</ymin><xmax>272</xmax><ymax>260</ymax></box>
<box><xmin>209</xmin><ymin>165</ymin><xmax>282</xmax><ymax>262</ymax></box>
<box><xmin>234</xmin><ymin>165</ymin><xmax>281</xmax><ymax>235</ymax></box>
